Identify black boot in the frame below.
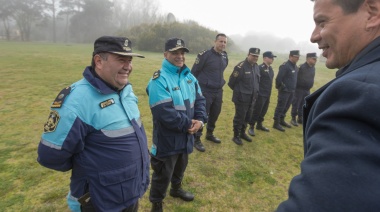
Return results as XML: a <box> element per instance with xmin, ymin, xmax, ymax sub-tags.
<box><xmin>280</xmin><ymin>118</ymin><xmax>292</xmax><ymax>128</ymax></box>
<box><xmin>290</xmin><ymin>117</ymin><xmax>298</xmax><ymax>127</ymax></box>
<box><xmin>170</xmin><ymin>183</ymin><xmax>194</xmax><ymax>201</ymax></box>
<box><xmin>240</xmin><ymin>128</ymin><xmax>252</xmax><ymax>142</ymax></box>
<box><xmin>151</xmin><ymin>202</ymin><xmax>163</xmax><ymax>212</ymax></box>
<box><xmin>273</xmin><ymin>120</ymin><xmax>285</xmax><ymax>132</ymax></box>
<box><xmin>256</xmin><ymin>122</ymin><xmax>270</xmax><ymax>132</ymax></box>
<box><xmin>232</xmin><ymin>131</ymin><xmax>243</xmax><ymax>145</ymax></box>
<box><xmin>205</xmin><ymin>131</ymin><xmax>221</xmax><ymax>143</ymax></box>
<box><xmin>194</xmin><ymin>136</ymin><xmax>205</xmax><ymax>152</ymax></box>
<box><xmin>297</xmin><ymin>116</ymin><xmax>303</xmax><ymax>124</ymax></box>
<box><xmin>248</xmin><ymin>124</ymin><xmax>255</xmax><ymax>136</ymax></box>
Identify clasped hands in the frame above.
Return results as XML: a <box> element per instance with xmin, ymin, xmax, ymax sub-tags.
<box><xmin>187</xmin><ymin>119</ymin><xmax>203</xmax><ymax>135</ymax></box>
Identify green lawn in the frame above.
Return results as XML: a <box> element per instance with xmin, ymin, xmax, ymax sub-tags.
<box><xmin>0</xmin><ymin>41</ymin><xmax>335</xmax><ymax>212</ymax></box>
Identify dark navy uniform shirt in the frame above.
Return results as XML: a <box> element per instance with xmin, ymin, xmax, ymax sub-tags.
<box><xmin>296</xmin><ymin>62</ymin><xmax>315</xmax><ymax>90</ymax></box>
<box><xmin>276</xmin><ymin>60</ymin><xmax>298</xmax><ymax>92</ymax></box>
<box><xmin>191</xmin><ymin>47</ymin><xmax>228</xmax><ymax>92</ymax></box>
<box><xmin>258</xmin><ymin>63</ymin><xmax>274</xmax><ymax>97</ymax></box>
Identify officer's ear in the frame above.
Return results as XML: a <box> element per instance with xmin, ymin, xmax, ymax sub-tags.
<box><xmin>365</xmin><ymin>0</ymin><xmax>380</xmax><ymax>30</ymax></box>
<box><xmin>93</xmin><ymin>54</ymin><xmax>105</xmax><ymax>70</ymax></box>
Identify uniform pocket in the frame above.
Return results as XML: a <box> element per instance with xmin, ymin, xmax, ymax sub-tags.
<box><xmin>98</xmin><ymin>163</ymin><xmax>139</xmax><ymax>206</ymax></box>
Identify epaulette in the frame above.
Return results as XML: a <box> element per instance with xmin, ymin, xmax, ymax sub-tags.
<box><xmin>198</xmin><ymin>50</ymin><xmax>207</xmax><ymax>56</ymax></box>
<box><xmin>152</xmin><ymin>70</ymin><xmax>160</xmax><ymax>80</ymax></box>
<box><xmin>237</xmin><ymin>61</ymin><xmax>244</xmax><ymax>68</ymax></box>
<box><xmin>51</xmin><ymin>86</ymin><xmax>71</xmax><ymax>108</ymax></box>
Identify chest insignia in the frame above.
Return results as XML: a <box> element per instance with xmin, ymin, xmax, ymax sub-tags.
<box><xmin>99</xmin><ymin>98</ymin><xmax>115</xmax><ymax>108</ymax></box>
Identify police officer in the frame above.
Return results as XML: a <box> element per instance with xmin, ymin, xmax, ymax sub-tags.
<box><xmin>191</xmin><ymin>33</ymin><xmax>228</xmax><ymax>152</ymax></box>
<box><xmin>290</xmin><ymin>52</ymin><xmax>317</xmax><ymax>126</ymax></box>
<box><xmin>248</xmin><ymin>51</ymin><xmax>276</xmax><ymax>136</ymax></box>
<box><xmin>273</xmin><ymin>50</ymin><xmax>300</xmax><ymax>131</ymax></box>
<box><xmin>228</xmin><ymin>48</ymin><xmax>260</xmax><ymax>145</ymax></box>
<box><xmin>37</xmin><ymin>36</ymin><xmax>150</xmax><ymax>211</ymax></box>
<box><xmin>147</xmin><ymin>38</ymin><xmax>207</xmax><ymax>211</ymax></box>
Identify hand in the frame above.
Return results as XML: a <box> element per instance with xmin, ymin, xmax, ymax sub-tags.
<box><xmin>187</xmin><ymin>120</ymin><xmax>202</xmax><ymax>134</ymax></box>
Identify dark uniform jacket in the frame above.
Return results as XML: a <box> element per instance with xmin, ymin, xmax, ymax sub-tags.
<box><xmin>191</xmin><ymin>47</ymin><xmax>228</xmax><ymax>92</ymax></box>
<box><xmin>296</xmin><ymin>62</ymin><xmax>315</xmax><ymax>90</ymax></box>
<box><xmin>277</xmin><ymin>37</ymin><xmax>380</xmax><ymax>211</ymax></box>
<box><xmin>258</xmin><ymin>63</ymin><xmax>274</xmax><ymax>97</ymax></box>
<box><xmin>228</xmin><ymin>59</ymin><xmax>260</xmax><ymax>103</ymax></box>
<box><xmin>276</xmin><ymin>60</ymin><xmax>298</xmax><ymax>92</ymax></box>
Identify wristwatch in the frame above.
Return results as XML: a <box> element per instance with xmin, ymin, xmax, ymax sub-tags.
<box><xmin>199</xmin><ymin>121</ymin><xmax>204</xmax><ymax>129</ymax></box>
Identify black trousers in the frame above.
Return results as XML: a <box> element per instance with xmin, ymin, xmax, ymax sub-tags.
<box><xmin>233</xmin><ymin>101</ymin><xmax>252</xmax><ymax>133</ymax></box>
<box><xmin>291</xmin><ymin>88</ymin><xmax>310</xmax><ymax>118</ymax></box>
<box><xmin>81</xmin><ymin>199</ymin><xmax>138</xmax><ymax>212</ymax></box>
<box><xmin>273</xmin><ymin>90</ymin><xmax>294</xmax><ymax>120</ymax></box>
<box><xmin>149</xmin><ymin>153</ymin><xmax>188</xmax><ymax>203</ymax></box>
<box><xmin>196</xmin><ymin>90</ymin><xmax>223</xmax><ymax>137</ymax></box>
<box><xmin>250</xmin><ymin>95</ymin><xmax>270</xmax><ymax>124</ymax></box>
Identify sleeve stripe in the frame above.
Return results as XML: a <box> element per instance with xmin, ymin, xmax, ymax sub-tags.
<box><xmin>40</xmin><ymin>138</ymin><xmax>62</xmax><ymax>150</ymax></box>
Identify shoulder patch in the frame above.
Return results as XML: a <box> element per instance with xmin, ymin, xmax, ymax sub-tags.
<box><xmin>51</xmin><ymin>86</ymin><xmax>71</xmax><ymax>108</ymax></box>
<box><xmin>152</xmin><ymin>70</ymin><xmax>160</xmax><ymax>80</ymax></box>
<box><xmin>44</xmin><ymin>110</ymin><xmax>60</xmax><ymax>133</ymax></box>
<box><xmin>233</xmin><ymin>70</ymin><xmax>239</xmax><ymax>77</ymax></box>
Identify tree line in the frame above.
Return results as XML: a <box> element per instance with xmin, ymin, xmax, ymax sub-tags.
<box><xmin>0</xmin><ymin>0</ymin><xmax>240</xmax><ymax>53</ymax></box>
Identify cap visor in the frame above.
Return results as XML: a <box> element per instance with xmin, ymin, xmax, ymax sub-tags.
<box><xmin>110</xmin><ymin>51</ymin><xmax>145</xmax><ymax>58</ymax></box>
<box><xmin>168</xmin><ymin>47</ymin><xmax>189</xmax><ymax>53</ymax></box>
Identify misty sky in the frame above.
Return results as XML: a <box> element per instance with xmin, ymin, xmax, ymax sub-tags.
<box><xmin>158</xmin><ymin>0</ymin><xmax>316</xmax><ymax>44</ymax></box>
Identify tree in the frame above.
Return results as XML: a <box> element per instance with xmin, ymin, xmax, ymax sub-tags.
<box><xmin>69</xmin><ymin>0</ymin><xmax>114</xmax><ymax>42</ymax></box>
<box><xmin>0</xmin><ymin>0</ymin><xmax>14</xmax><ymax>40</ymax></box>
<box><xmin>44</xmin><ymin>0</ymin><xmax>60</xmax><ymax>42</ymax></box>
<box><xmin>12</xmin><ymin>0</ymin><xmax>45</xmax><ymax>41</ymax></box>
<box><xmin>59</xmin><ymin>0</ymin><xmax>83</xmax><ymax>42</ymax></box>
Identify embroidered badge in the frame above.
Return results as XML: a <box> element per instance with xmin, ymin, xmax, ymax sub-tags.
<box><xmin>233</xmin><ymin>70</ymin><xmax>239</xmax><ymax>77</ymax></box>
<box><xmin>99</xmin><ymin>98</ymin><xmax>115</xmax><ymax>108</ymax></box>
<box><xmin>123</xmin><ymin>38</ymin><xmax>132</xmax><ymax>51</ymax></box>
<box><xmin>51</xmin><ymin>86</ymin><xmax>71</xmax><ymax>108</ymax></box>
<box><xmin>44</xmin><ymin>110</ymin><xmax>60</xmax><ymax>133</ymax></box>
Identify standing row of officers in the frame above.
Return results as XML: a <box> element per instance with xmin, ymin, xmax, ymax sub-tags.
<box><xmin>37</xmin><ymin>34</ymin><xmax>317</xmax><ymax>211</ymax></box>
<box><xmin>193</xmin><ymin>35</ymin><xmax>317</xmax><ymax>149</ymax></box>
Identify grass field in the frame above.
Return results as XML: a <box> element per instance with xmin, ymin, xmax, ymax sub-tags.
<box><xmin>0</xmin><ymin>41</ymin><xmax>336</xmax><ymax>211</ymax></box>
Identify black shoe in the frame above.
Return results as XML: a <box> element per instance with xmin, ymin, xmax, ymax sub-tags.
<box><xmin>290</xmin><ymin>118</ymin><xmax>298</xmax><ymax>127</ymax></box>
<box><xmin>240</xmin><ymin>133</ymin><xmax>252</xmax><ymax>142</ymax></box>
<box><xmin>256</xmin><ymin>124</ymin><xmax>270</xmax><ymax>132</ymax></box>
<box><xmin>194</xmin><ymin>139</ymin><xmax>205</xmax><ymax>152</ymax></box>
<box><xmin>297</xmin><ymin>117</ymin><xmax>303</xmax><ymax>124</ymax></box>
<box><xmin>151</xmin><ymin>202</ymin><xmax>163</xmax><ymax>212</ymax></box>
<box><xmin>273</xmin><ymin>122</ymin><xmax>285</xmax><ymax>132</ymax></box>
<box><xmin>248</xmin><ymin>127</ymin><xmax>255</xmax><ymax>136</ymax></box>
<box><xmin>206</xmin><ymin>134</ymin><xmax>221</xmax><ymax>143</ymax></box>
<box><xmin>232</xmin><ymin>136</ymin><xmax>243</xmax><ymax>145</ymax></box>
<box><xmin>170</xmin><ymin>188</ymin><xmax>194</xmax><ymax>201</ymax></box>
<box><xmin>280</xmin><ymin>120</ymin><xmax>292</xmax><ymax>128</ymax></box>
